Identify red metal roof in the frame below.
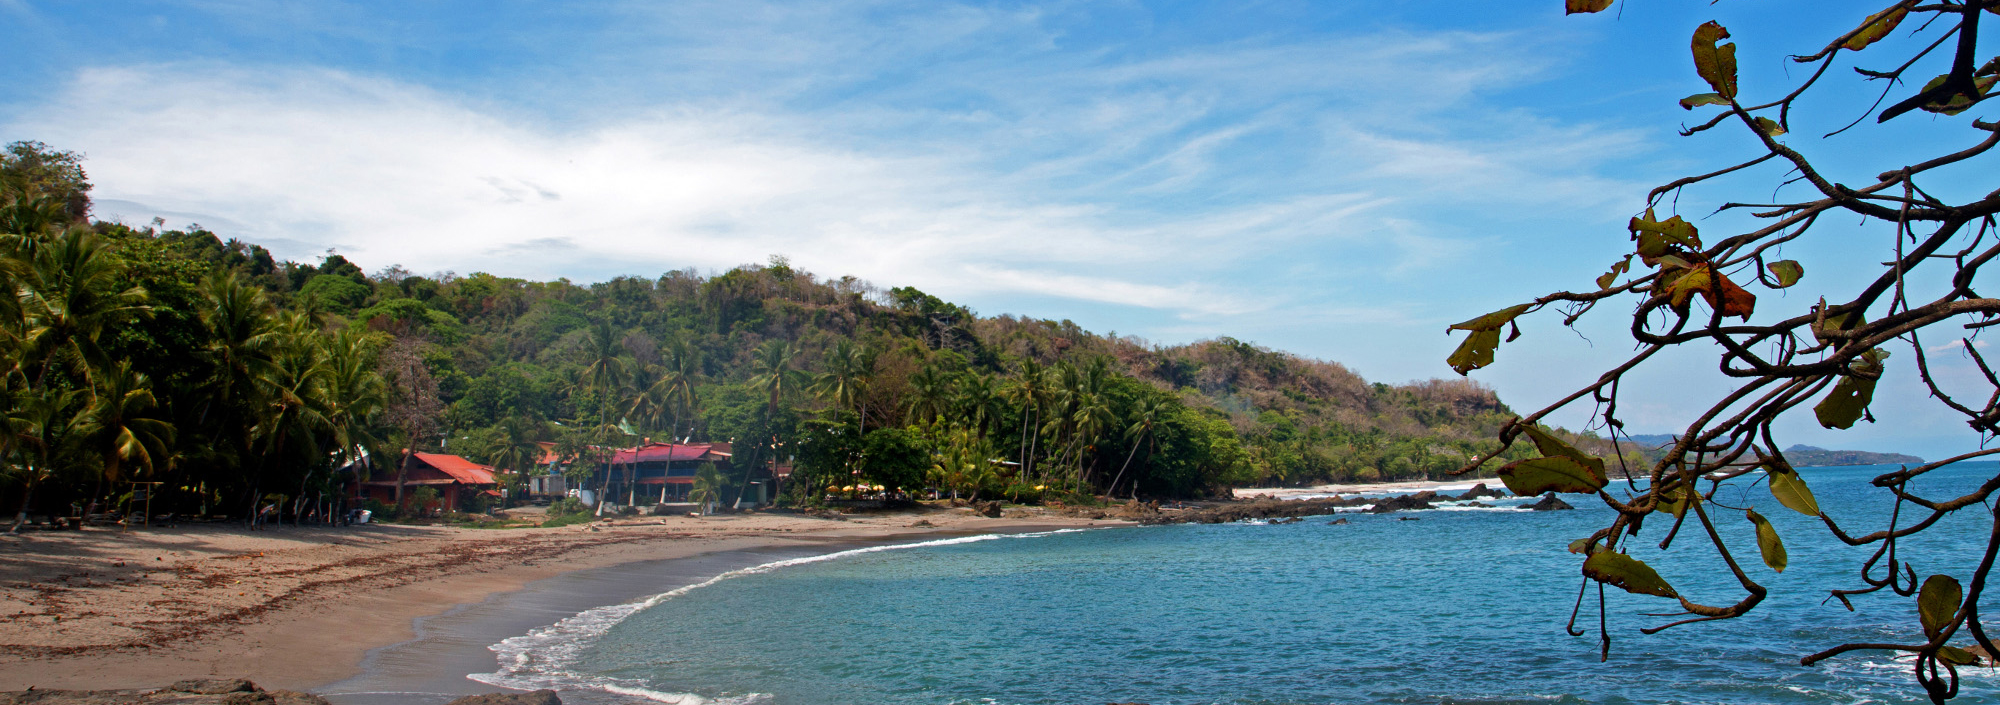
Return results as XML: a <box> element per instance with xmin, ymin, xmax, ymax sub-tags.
<box><xmin>636</xmin><ymin>476</ymin><xmax>696</xmax><ymax>485</ymax></box>
<box><xmin>610</xmin><ymin>443</ymin><xmax>719</xmax><ymax>465</ymax></box>
<box><xmin>413</xmin><ymin>452</ymin><xmax>497</xmax><ymax>485</ymax></box>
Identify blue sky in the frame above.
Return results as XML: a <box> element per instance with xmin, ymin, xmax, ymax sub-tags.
<box><xmin>2</xmin><ymin>1</ymin><xmax>1992</xmax><ymax>459</ymax></box>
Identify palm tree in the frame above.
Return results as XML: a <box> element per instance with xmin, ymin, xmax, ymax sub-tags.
<box><xmin>959</xmin><ymin>373</ymin><xmax>1005</xmax><ymax>438</ymax></box>
<box><xmin>904</xmin><ymin>365</ymin><xmax>953</xmax><ymax>426</ymax></box>
<box><xmin>319</xmin><ymin>325</ymin><xmax>387</xmax><ymax>497</ymax></box>
<box><xmin>8</xmin><ymin>386</ymin><xmax>85</xmax><ymax>532</ymax></box>
<box><xmin>79</xmin><ymin>360</ymin><xmax>175</xmax><ymax>490</ymax></box>
<box><xmin>1107</xmin><ymin>398</ymin><xmax>1164</xmax><ymax>499</ymax></box>
<box><xmin>19</xmin><ymin>228</ymin><xmax>148</xmax><ymax>386</ymax></box>
<box><xmin>810</xmin><ymin>339</ymin><xmax>872</xmax><ymax>431</ymax></box>
<box><xmin>1007</xmin><ymin>359</ymin><xmax>1047</xmax><ymax>483</ymax></box>
<box><xmin>688</xmin><ymin>464</ymin><xmax>724</xmax><ymax>515</ymax></box>
<box><xmin>747</xmin><ymin>340</ymin><xmax>806</xmax><ymax>416</ymax></box>
<box><xmin>576</xmin><ymin>319</ymin><xmax>630</xmax><ymax>423</ymax></box>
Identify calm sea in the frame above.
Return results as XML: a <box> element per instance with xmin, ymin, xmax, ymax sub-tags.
<box><xmin>473</xmin><ymin>463</ymin><xmax>2000</xmax><ymax>704</ymax></box>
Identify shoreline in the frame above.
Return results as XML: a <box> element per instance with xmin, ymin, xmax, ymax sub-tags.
<box><xmin>1230</xmin><ymin>476</ymin><xmax>1500</xmax><ymax>500</ymax></box>
<box><xmin>0</xmin><ymin>508</ymin><xmax>1122</xmax><ymax>694</ymax></box>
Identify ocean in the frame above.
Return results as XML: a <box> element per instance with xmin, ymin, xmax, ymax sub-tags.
<box><xmin>470</xmin><ymin>463</ymin><xmax>2000</xmax><ymax>704</ymax></box>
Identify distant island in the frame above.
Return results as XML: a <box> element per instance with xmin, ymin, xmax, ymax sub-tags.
<box><xmin>1621</xmin><ymin>434</ymin><xmax>1922</xmax><ymax>467</ymax></box>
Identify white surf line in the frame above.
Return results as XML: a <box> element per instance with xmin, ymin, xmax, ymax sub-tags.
<box><xmin>469</xmin><ymin>529</ymin><xmax>1093</xmax><ymax>702</ymax></box>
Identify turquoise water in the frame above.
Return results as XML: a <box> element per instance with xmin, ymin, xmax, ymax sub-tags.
<box><xmin>477</xmin><ymin>463</ymin><xmax>2000</xmax><ymax>704</ymax></box>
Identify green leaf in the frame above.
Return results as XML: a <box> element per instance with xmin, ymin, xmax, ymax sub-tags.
<box><xmin>1692</xmin><ymin>21</ymin><xmax>1739</xmax><ymax>100</ymax></box>
<box><xmin>1767</xmin><ymin>260</ymin><xmax>1804</xmax><ymax>288</ymax></box>
<box><xmin>1940</xmin><ymin>645</ymin><xmax>1983</xmax><ymax>666</ymax></box>
<box><xmin>1812</xmin><ymin>305</ymin><xmax>1865</xmax><ymax>344</ymax></box>
<box><xmin>1843</xmin><ymin>5</ymin><xmax>1910</xmax><ymax>52</ymax></box>
<box><xmin>1518</xmin><ymin>424</ymin><xmax>1609</xmax><ymax>485</ymax></box>
<box><xmin>1918</xmin><ymin>74</ymin><xmax>2000</xmax><ymax>116</ymax></box>
<box><xmin>1630</xmin><ymin>209</ymin><xmax>1703</xmax><ymax>253</ymax></box>
<box><xmin>1679</xmin><ymin>92</ymin><xmax>1731</xmax><ymax>110</ymax></box>
<box><xmin>1815</xmin><ymin>372</ymin><xmax>1879</xmax><ymax>429</ymax></box>
<box><xmin>1567</xmin><ymin>537</ymin><xmax>1605</xmax><ymax>555</ymax></box>
<box><xmin>1449</xmin><ymin>303</ymin><xmax>1533</xmax><ymax>332</ymax></box>
<box><xmin>1753</xmin><ymin>116</ymin><xmax>1787</xmax><ymax>137</ymax></box>
<box><xmin>1656</xmin><ymin>482</ymin><xmax>1694</xmax><ymax>518</ymax></box>
<box><xmin>1447</xmin><ymin>327</ymin><xmax>1502</xmax><ymax>376</ymax></box>
<box><xmin>1746</xmin><ymin>509</ymin><xmax>1787</xmax><ymax>573</ymax></box>
<box><xmin>1767</xmin><ymin>465</ymin><xmax>1821</xmax><ymax>517</ymax></box>
<box><xmin>1565</xmin><ymin>0</ymin><xmax>1615</xmax><ymax>13</ymax></box>
<box><xmin>1597</xmin><ymin>256</ymin><xmax>1632</xmax><ymax>290</ymax></box>
<box><xmin>1583</xmin><ymin>552</ymin><xmax>1679</xmax><ymax>598</ymax></box>
<box><xmin>1920</xmin><ymin>574</ymin><xmax>1963</xmax><ymax>638</ymax></box>
<box><xmin>1499</xmin><ymin>456</ymin><xmax>1608</xmax><ymax>496</ymax></box>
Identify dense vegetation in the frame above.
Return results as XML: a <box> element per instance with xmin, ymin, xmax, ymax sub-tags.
<box><xmin>0</xmin><ymin>140</ymin><xmax>1560</xmax><ymax>526</ymax></box>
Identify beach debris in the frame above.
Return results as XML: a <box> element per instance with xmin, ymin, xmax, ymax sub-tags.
<box><xmin>444</xmin><ymin>691</ymin><xmax>561</xmax><ymax>705</ymax></box>
<box><xmin>972</xmin><ymin>501</ymin><xmax>1003</xmax><ymax>518</ymax></box>
<box><xmin>0</xmin><ymin>679</ymin><xmax>332</xmax><ymax>705</ymax></box>
<box><xmin>909</xmin><ymin>519</ymin><xmax>934</xmax><ymax>528</ymax></box>
<box><xmin>1528</xmin><ymin>493</ymin><xmax>1575</xmax><ymax>511</ymax></box>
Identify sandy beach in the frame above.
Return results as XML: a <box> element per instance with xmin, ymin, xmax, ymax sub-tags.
<box><xmin>0</xmin><ymin>506</ymin><xmax>1120</xmax><ymax>694</ymax></box>
<box><xmin>1230</xmin><ymin>476</ymin><xmax>1500</xmax><ymax>500</ymax></box>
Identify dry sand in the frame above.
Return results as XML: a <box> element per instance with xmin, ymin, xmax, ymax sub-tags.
<box><xmin>0</xmin><ymin>506</ymin><xmax>1119</xmax><ymax>692</ymax></box>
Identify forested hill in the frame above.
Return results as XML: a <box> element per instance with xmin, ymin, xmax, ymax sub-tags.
<box><xmin>2</xmin><ymin>139</ymin><xmax>1569</xmax><ymax>520</ymax></box>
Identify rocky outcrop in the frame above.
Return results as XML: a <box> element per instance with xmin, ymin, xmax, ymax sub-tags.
<box><xmin>971</xmin><ymin>501</ymin><xmax>1003</xmax><ymax>518</ymax></box>
<box><xmin>1112</xmin><ymin>500</ymin><xmax>1161</xmax><ymax>519</ymax></box>
<box><xmin>1528</xmin><ymin>493</ymin><xmax>1574</xmax><ymax>511</ymax></box>
<box><xmin>0</xmin><ymin>680</ymin><xmax>332</xmax><ymax>705</ymax></box>
<box><xmin>1456</xmin><ymin>483</ymin><xmax>1504</xmax><ymax>501</ymax></box>
<box><xmin>446</xmin><ymin>691</ymin><xmax>562</xmax><ymax>705</ymax></box>
<box><xmin>1139</xmin><ymin>496</ymin><xmax>1371</xmax><ymax>524</ymax></box>
<box><xmin>1366</xmin><ymin>494</ymin><xmax>1435</xmax><ymax>514</ymax></box>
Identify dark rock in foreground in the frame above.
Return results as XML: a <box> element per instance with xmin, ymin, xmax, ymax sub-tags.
<box><xmin>446</xmin><ymin>691</ymin><xmax>562</xmax><ymax>705</ymax></box>
<box><xmin>1528</xmin><ymin>493</ymin><xmax>1574</xmax><ymax>511</ymax></box>
<box><xmin>0</xmin><ymin>680</ymin><xmax>333</xmax><ymax>705</ymax></box>
<box><xmin>1140</xmin><ymin>496</ymin><xmax>1371</xmax><ymax>525</ymax></box>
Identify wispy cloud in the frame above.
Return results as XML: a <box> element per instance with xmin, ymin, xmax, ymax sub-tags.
<box><xmin>3</xmin><ymin>1</ymin><xmax>1660</xmax><ymax>386</ymax></box>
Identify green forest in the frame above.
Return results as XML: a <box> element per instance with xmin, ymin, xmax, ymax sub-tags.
<box><xmin>0</xmin><ymin>140</ymin><xmax>1573</xmax><ymax>525</ymax></box>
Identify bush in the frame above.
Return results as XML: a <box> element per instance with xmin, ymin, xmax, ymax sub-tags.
<box><xmin>549</xmin><ymin>497</ymin><xmax>586</xmax><ymax>516</ymax></box>
<box><xmin>540</xmin><ymin>512</ymin><xmax>596</xmax><ymax>528</ymax></box>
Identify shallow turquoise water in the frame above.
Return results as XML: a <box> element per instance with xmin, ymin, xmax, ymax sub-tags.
<box><xmin>479</xmin><ymin>463</ymin><xmax>2000</xmax><ymax>704</ymax></box>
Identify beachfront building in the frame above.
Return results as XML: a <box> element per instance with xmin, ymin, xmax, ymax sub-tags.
<box><xmin>597</xmin><ymin>442</ymin><xmax>732</xmax><ymax>506</ymax></box>
<box><xmin>358</xmin><ymin>452</ymin><xmax>500</xmax><ymax>513</ymax></box>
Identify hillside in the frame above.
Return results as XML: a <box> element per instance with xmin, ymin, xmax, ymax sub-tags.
<box><xmin>2</xmin><ymin>139</ymin><xmax>1567</xmax><ymax>522</ymax></box>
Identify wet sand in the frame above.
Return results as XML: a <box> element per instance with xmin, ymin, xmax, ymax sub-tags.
<box><xmin>0</xmin><ymin>507</ymin><xmax>1118</xmax><ymax>694</ymax></box>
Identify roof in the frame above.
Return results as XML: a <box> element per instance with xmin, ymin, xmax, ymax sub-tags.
<box><xmin>611</xmin><ymin>443</ymin><xmax>720</xmax><ymax>465</ymax></box>
<box><xmin>412</xmin><ymin>452</ymin><xmax>498</xmax><ymax>485</ymax></box>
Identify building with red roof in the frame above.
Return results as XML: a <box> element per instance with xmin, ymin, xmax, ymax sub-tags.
<box><xmin>359</xmin><ymin>452</ymin><xmax>500</xmax><ymax>513</ymax></box>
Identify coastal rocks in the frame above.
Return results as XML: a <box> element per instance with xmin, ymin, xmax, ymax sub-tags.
<box><xmin>1528</xmin><ymin>493</ymin><xmax>1575</xmax><ymax>511</ymax></box>
<box><xmin>1271</xmin><ymin>517</ymin><xmax>1303</xmax><ymax>524</ymax></box>
<box><xmin>971</xmin><ymin>501</ymin><xmax>1003</xmax><ymax>518</ymax></box>
<box><xmin>1140</xmin><ymin>496</ymin><xmax>1368</xmax><ymax>525</ymax></box>
<box><xmin>0</xmin><ymin>680</ymin><xmax>331</xmax><ymax>705</ymax></box>
<box><xmin>1329</xmin><ymin>518</ymin><xmax>1350</xmax><ymax>525</ymax></box>
<box><xmin>1456</xmin><ymin>483</ymin><xmax>1504</xmax><ymax>501</ymax></box>
<box><xmin>444</xmin><ymin>691</ymin><xmax>562</xmax><ymax>705</ymax></box>
<box><xmin>1366</xmin><ymin>494</ymin><xmax>1435</xmax><ymax>514</ymax></box>
<box><xmin>1112</xmin><ymin>500</ymin><xmax>1161</xmax><ymax>519</ymax></box>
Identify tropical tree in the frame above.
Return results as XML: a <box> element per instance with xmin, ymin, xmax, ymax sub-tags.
<box><xmin>1450</xmin><ymin>3</ymin><xmax>2000</xmax><ymax>700</ymax></box>
<box><xmin>1107</xmin><ymin>397</ymin><xmax>1164</xmax><ymax>499</ymax></box>
<box><xmin>78</xmin><ymin>361</ymin><xmax>174</xmax><ymax>492</ymax></box>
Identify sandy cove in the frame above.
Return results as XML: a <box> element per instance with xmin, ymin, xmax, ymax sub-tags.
<box><xmin>0</xmin><ymin>507</ymin><xmax>1121</xmax><ymax>693</ymax></box>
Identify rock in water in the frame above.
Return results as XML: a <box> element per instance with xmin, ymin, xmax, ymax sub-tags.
<box><xmin>1366</xmin><ymin>494</ymin><xmax>1434</xmax><ymax>514</ymax></box>
<box><xmin>1456</xmin><ymin>483</ymin><xmax>1502</xmax><ymax>501</ymax></box>
<box><xmin>1528</xmin><ymin>493</ymin><xmax>1574</xmax><ymax>511</ymax></box>
<box><xmin>445</xmin><ymin>692</ymin><xmax>562</xmax><ymax>705</ymax></box>
<box><xmin>1328</xmin><ymin>518</ymin><xmax>1349</xmax><ymax>525</ymax></box>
